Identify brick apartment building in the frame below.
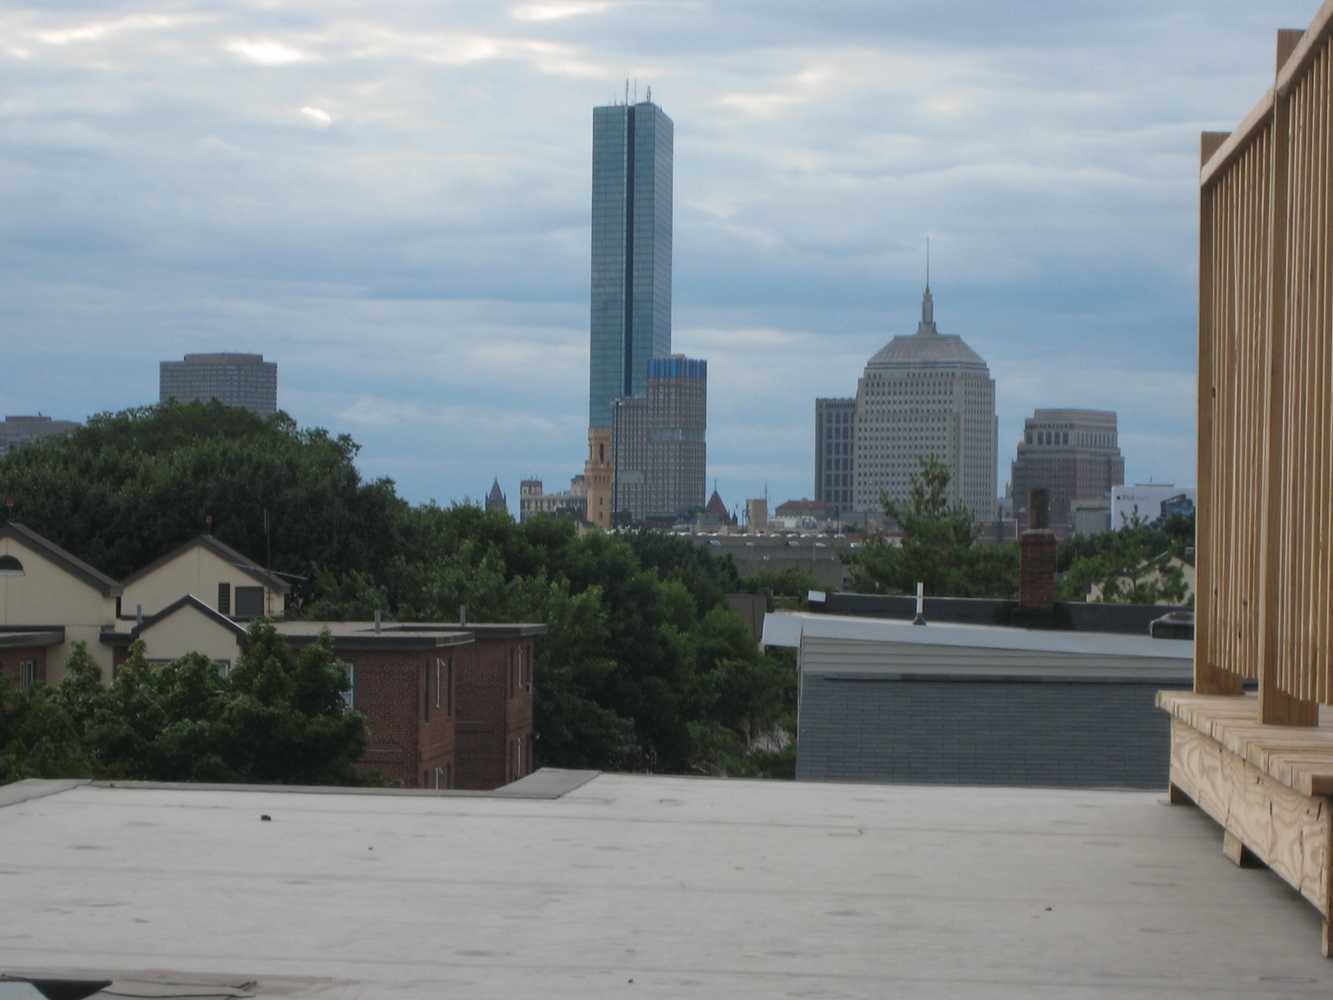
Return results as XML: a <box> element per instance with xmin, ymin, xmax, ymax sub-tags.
<box><xmin>454</xmin><ymin>624</ymin><xmax>542</xmax><ymax>789</ymax></box>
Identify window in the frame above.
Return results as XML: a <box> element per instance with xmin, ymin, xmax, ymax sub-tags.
<box><xmin>217</xmin><ymin>583</ymin><xmax>231</xmax><ymax>615</ymax></box>
<box><xmin>423</xmin><ymin>663</ymin><xmax>432</xmax><ymax>722</ymax></box>
<box><xmin>341</xmin><ymin>664</ymin><xmax>355</xmax><ymax>709</ymax></box>
<box><xmin>19</xmin><ymin>659</ymin><xmax>37</xmax><ymax>690</ymax></box>
<box><xmin>0</xmin><ymin>555</ymin><xmax>23</xmax><ymax>576</ymax></box>
<box><xmin>433</xmin><ymin>766</ymin><xmax>445</xmax><ymax>790</ymax></box>
<box><xmin>234</xmin><ymin>586</ymin><xmax>264</xmax><ymax>619</ymax></box>
<box><xmin>435</xmin><ymin>658</ymin><xmax>442</xmax><ymax>709</ymax></box>
<box><xmin>213</xmin><ymin>660</ymin><xmax>231</xmax><ymax>678</ymax></box>
<box><xmin>446</xmin><ymin>656</ymin><xmax>454</xmax><ymax>717</ymax></box>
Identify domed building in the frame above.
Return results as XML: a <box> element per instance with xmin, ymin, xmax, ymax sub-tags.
<box><xmin>852</xmin><ymin>285</ymin><xmax>997</xmax><ymax>521</ymax></box>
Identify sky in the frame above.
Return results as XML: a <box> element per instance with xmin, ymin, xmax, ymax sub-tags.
<box><xmin>0</xmin><ymin>0</ymin><xmax>1319</xmax><ymax>515</ymax></box>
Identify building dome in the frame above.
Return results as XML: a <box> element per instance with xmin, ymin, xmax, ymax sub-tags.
<box><xmin>865</xmin><ymin>286</ymin><xmax>988</xmax><ymax>370</ymax></box>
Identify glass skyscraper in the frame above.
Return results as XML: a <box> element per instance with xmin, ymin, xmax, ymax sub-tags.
<box><xmin>589</xmin><ymin>100</ymin><xmax>673</xmax><ymax>429</ymax></box>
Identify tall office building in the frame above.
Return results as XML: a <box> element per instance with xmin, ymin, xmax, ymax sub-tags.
<box><xmin>585</xmin><ymin>99</ymin><xmax>674</xmax><ymax>528</ymax></box>
<box><xmin>613</xmin><ymin>355</ymin><xmax>706</xmax><ymax>523</ymax></box>
<box><xmin>814</xmin><ymin>398</ymin><xmax>856</xmax><ymax>518</ymax></box>
<box><xmin>1010</xmin><ymin>409</ymin><xmax>1125</xmax><ymax>538</ymax></box>
<box><xmin>160</xmin><ymin>353</ymin><xmax>277</xmax><ymax>416</ymax></box>
<box><xmin>852</xmin><ymin>285</ymin><xmax>997</xmax><ymax>521</ymax></box>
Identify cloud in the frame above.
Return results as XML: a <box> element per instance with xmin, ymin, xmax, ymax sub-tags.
<box><xmin>300</xmin><ymin>106</ymin><xmax>332</xmax><ymax>126</ymax></box>
<box><xmin>225</xmin><ymin>38</ymin><xmax>307</xmax><ymax>66</ymax></box>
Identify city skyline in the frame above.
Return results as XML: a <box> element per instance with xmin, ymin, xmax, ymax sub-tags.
<box><xmin>1</xmin><ymin>2</ymin><xmax>1313</xmax><ymax>513</ymax></box>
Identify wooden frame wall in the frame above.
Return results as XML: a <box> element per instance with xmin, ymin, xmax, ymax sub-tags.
<box><xmin>1197</xmin><ymin>4</ymin><xmax>1333</xmax><ymax>720</ymax></box>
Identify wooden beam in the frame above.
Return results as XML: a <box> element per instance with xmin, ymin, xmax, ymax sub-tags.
<box><xmin>1258</xmin><ymin>85</ymin><xmax>1321</xmax><ymax>725</ymax></box>
<box><xmin>1195</xmin><ymin>135</ymin><xmax>1243</xmax><ymax>697</ymax></box>
<box><xmin>1277</xmin><ymin>28</ymin><xmax>1306</xmax><ymax>76</ymax></box>
<box><xmin>1168</xmin><ymin>781</ymin><xmax>1191</xmax><ymax>805</ymax></box>
<box><xmin>1222</xmin><ymin>828</ymin><xmax>1263</xmax><ymax>867</ymax></box>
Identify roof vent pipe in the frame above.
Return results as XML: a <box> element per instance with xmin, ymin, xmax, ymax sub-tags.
<box><xmin>374</xmin><ymin>609</ymin><xmax>381</xmax><ymax>633</ymax></box>
<box><xmin>912</xmin><ymin>581</ymin><xmax>927</xmax><ymax>626</ymax></box>
<box><xmin>459</xmin><ymin>604</ymin><xmax>467</xmax><ymax>626</ymax></box>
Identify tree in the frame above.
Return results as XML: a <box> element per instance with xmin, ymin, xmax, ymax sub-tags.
<box><xmin>0</xmin><ymin>631</ymin><xmax>369</xmax><ymax>785</ymax></box>
<box><xmin>845</xmin><ymin>456</ymin><xmax>1019</xmax><ymax>599</ymax></box>
<box><xmin>1057</xmin><ymin>513</ymin><xmax>1193</xmax><ymax>605</ymax></box>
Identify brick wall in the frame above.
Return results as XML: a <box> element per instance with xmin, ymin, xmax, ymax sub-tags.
<box><xmin>797</xmin><ymin>674</ymin><xmax>1189</xmax><ymax>788</ymax></box>
<box><xmin>0</xmin><ymin>647</ymin><xmax>46</xmax><ymax>688</ymax></box>
<box><xmin>1019</xmin><ymin>531</ymin><xmax>1057</xmax><ymax>609</ymax></box>
<box><xmin>456</xmin><ymin>636</ymin><xmax>535</xmax><ymax>790</ymax></box>
<box><xmin>344</xmin><ymin>649</ymin><xmax>456</xmax><ymax>789</ymax></box>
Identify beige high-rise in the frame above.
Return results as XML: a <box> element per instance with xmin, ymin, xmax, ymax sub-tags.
<box><xmin>852</xmin><ymin>286</ymin><xmax>997</xmax><ymax>521</ymax></box>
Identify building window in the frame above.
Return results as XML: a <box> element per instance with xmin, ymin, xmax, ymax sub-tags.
<box><xmin>423</xmin><ymin>663</ymin><xmax>432</xmax><ymax>722</ymax></box>
<box><xmin>234</xmin><ymin>586</ymin><xmax>263</xmax><ymax>619</ymax></box>
<box><xmin>435</xmin><ymin>658</ymin><xmax>443</xmax><ymax>710</ymax></box>
<box><xmin>213</xmin><ymin>660</ymin><xmax>231</xmax><ymax>678</ymax></box>
<box><xmin>19</xmin><ymin>659</ymin><xmax>37</xmax><ymax>690</ymax></box>
<box><xmin>446</xmin><ymin>656</ymin><xmax>454</xmax><ymax>717</ymax></box>
<box><xmin>217</xmin><ymin>583</ymin><xmax>231</xmax><ymax>615</ymax></box>
<box><xmin>434</xmin><ymin>766</ymin><xmax>445</xmax><ymax>790</ymax></box>
<box><xmin>0</xmin><ymin>555</ymin><xmax>23</xmax><ymax>576</ymax></box>
<box><xmin>342</xmin><ymin>664</ymin><xmax>355</xmax><ymax>709</ymax></box>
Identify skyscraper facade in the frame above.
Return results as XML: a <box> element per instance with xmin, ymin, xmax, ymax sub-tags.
<box><xmin>852</xmin><ymin>287</ymin><xmax>997</xmax><ymax>521</ymax></box>
<box><xmin>586</xmin><ymin>99</ymin><xmax>674</xmax><ymax>528</ymax></box>
<box><xmin>612</xmin><ymin>355</ymin><xmax>706</xmax><ymax>523</ymax></box>
<box><xmin>1010</xmin><ymin>409</ymin><xmax>1125</xmax><ymax>537</ymax></box>
<box><xmin>160</xmin><ymin>353</ymin><xmax>277</xmax><ymax>416</ymax></box>
<box><xmin>814</xmin><ymin>397</ymin><xmax>856</xmax><ymax>518</ymax></box>
<box><xmin>588</xmin><ymin>100</ymin><xmax>674</xmax><ymax>430</ymax></box>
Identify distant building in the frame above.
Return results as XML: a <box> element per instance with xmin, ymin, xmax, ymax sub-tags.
<box><xmin>586</xmin><ymin>98</ymin><xmax>674</xmax><ymax>528</ymax></box>
<box><xmin>159</xmin><ymin>353</ymin><xmax>277</xmax><ymax>416</ymax></box>
<box><xmin>814</xmin><ymin>398</ymin><xmax>855</xmax><ymax>518</ymax></box>
<box><xmin>702</xmin><ymin>487</ymin><xmax>736</xmax><ymax>527</ymax></box>
<box><xmin>852</xmin><ymin>285</ymin><xmax>996</xmax><ymax>521</ymax></box>
<box><xmin>1111</xmin><ymin>484</ymin><xmax>1197</xmax><ymax>529</ymax></box>
<box><xmin>519</xmin><ymin>477</ymin><xmax>588</xmax><ymax>523</ymax></box>
<box><xmin>745</xmin><ymin>498</ymin><xmax>769</xmax><ymax>532</ymax></box>
<box><xmin>1072</xmin><ymin>499</ymin><xmax>1112</xmax><ymax>537</ymax></box>
<box><xmin>1010</xmin><ymin>409</ymin><xmax>1125</xmax><ymax>537</ymax></box>
<box><xmin>485</xmin><ymin>479</ymin><xmax>507</xmax><ymax>516</ymax></box>
<box><xmin>612</xmin><ymin>355</ymin><xmax>706</xmax><ymax>524</ymax></box>
<box><xmin>775</xmin><ymin>499</ymin><xmax>834</xmax><ymax>521</ymax></box>
<box><xmin>0</xmin><ymin>415</ymin><xmax>80</xmax><ymax>456</ymax></box>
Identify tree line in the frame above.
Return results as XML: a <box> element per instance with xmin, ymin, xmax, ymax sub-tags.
<box><xmin>0</xmin><ymin>402</ymin><xmax>795</xmax><ymax>782</ymax></box>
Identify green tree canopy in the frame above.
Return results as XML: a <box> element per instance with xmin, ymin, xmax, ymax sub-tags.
<box><xmin>845</xmin><ymin>455</ymin><xmax>1018</xmax><ymax>599</ymax></box>
<box><xmin>0</xmin><ymin>629</ymin><xmax>367</xmax><ymax>785</ymax></box>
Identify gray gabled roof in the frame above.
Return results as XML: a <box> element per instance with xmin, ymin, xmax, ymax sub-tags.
<box><xmin>0</xmin><ymin>522</ymin><xmax>123</xmax><ymax>596</ymax></box>
<box><xmin>122</xmin><ymin>534</ymin><xmax>292</xmax><ymax>594</ymax></box>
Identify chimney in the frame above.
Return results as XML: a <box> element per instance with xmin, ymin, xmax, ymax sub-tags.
<box><xmin>1019</xmin><ymin>489</ymin><xmax>1057</xmax><ymax>610</ymax></box>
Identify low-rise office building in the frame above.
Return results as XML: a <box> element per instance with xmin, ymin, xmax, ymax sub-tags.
<box><xmin>764</xmin><ymin>611</ymin><xmax>1192</xmax><ymax>789</ymax></box>
<box><xmin>0</xmin><ymin>414</ymin><xmax>81</xmax><ymax>456</ymax></box>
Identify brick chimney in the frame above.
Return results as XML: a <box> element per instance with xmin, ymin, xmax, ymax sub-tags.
<box><xmin>1019</xmin><ymin>488</ymin><xmax>1057</xmax><ymax>610</ymax></box>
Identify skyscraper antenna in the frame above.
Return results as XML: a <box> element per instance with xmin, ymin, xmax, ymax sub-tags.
<box><xmin>624</xmin><ymin>79</ymin><xmax>629</xmax><ymax>105</ymax></box>
<box><xmin>646</xmin><ymin>84</ymin><xmax>652</xmax><ymax>103</ymax></box>
<box><xmin>926</xmin><ymin>235</ymin><xmax>931</xmax><ymax>290</ymax></box>
<box><xmin>634</xmin><ymin>79</ymin><xmax>638</xmax><ymax>103</ymax></box>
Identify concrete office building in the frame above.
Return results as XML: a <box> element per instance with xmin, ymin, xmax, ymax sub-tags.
<box><xmin>814</xmin><ymin>397</ymin><xmax>856</xmax><ymax>518</ymax></box>
<box><xmin>1010</xmin><ymin>409</ymin><xmax>1125</xmax><ymax>537</ymax></box>
<box><xmin>160</xmin><ymin>353</ymin><xmax>278</xmax><ymax>416</ymax></box>
<box><xmin>518</xmin><ymin>477</ymin><xmax>588</xmax><ymax>523</ymax></box>
<box><xmin>1111</xmin><ymin>483</ymin><xmax>1196</xmax><ymax>529</ymax></box>
<box><xmin>0</xmin><ymin>414</ymin><xmax>80</xmax><ymax>456</ymax></box>
<box><xmin>852</xmin><ymin>285</ymin><xmax>997</xmax><ymax>520</ymax></box>
<box><xmin>585</xmin><ymin>98</ymin><xmax>674</xmax><ymax>528</ymax></box>
<box><xmin>612</xmin><ymin>355</ymin><xmax>706</xmax><ymax>523</ymax></box>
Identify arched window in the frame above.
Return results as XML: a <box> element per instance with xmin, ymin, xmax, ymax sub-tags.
<box><xmin>0</xmin><ymin>555</ymin><xmax>23</xmax><ymax>576</ymax></box>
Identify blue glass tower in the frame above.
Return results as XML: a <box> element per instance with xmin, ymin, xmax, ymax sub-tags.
<box><xmin>589</xmin><ymin>100</ymin><xmax>673</xmax><ymax>429</ymax></box>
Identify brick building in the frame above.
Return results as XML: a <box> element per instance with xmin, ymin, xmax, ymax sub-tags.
<box><xmin>453</xmin><ymin>624</ymin><xmax>543</xmax><ymax>789</ymax></box>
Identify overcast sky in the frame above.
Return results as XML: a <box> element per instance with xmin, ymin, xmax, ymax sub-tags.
<box><xmin>1</xmin><ymin>1</ymin><xmax>1317</xmax><ymax>514</ymax></box>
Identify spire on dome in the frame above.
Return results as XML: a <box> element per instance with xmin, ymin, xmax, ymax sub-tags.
<box><xmin>914</xmin><ymin>237</ymin><xmax>938</xmax><ymax>335</ymax></box>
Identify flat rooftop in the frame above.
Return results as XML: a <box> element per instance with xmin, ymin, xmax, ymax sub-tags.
<box><xmin>2</xmin><ymin>775</ymin><xmax>1331</xmax><ymax>998</ymax></box>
